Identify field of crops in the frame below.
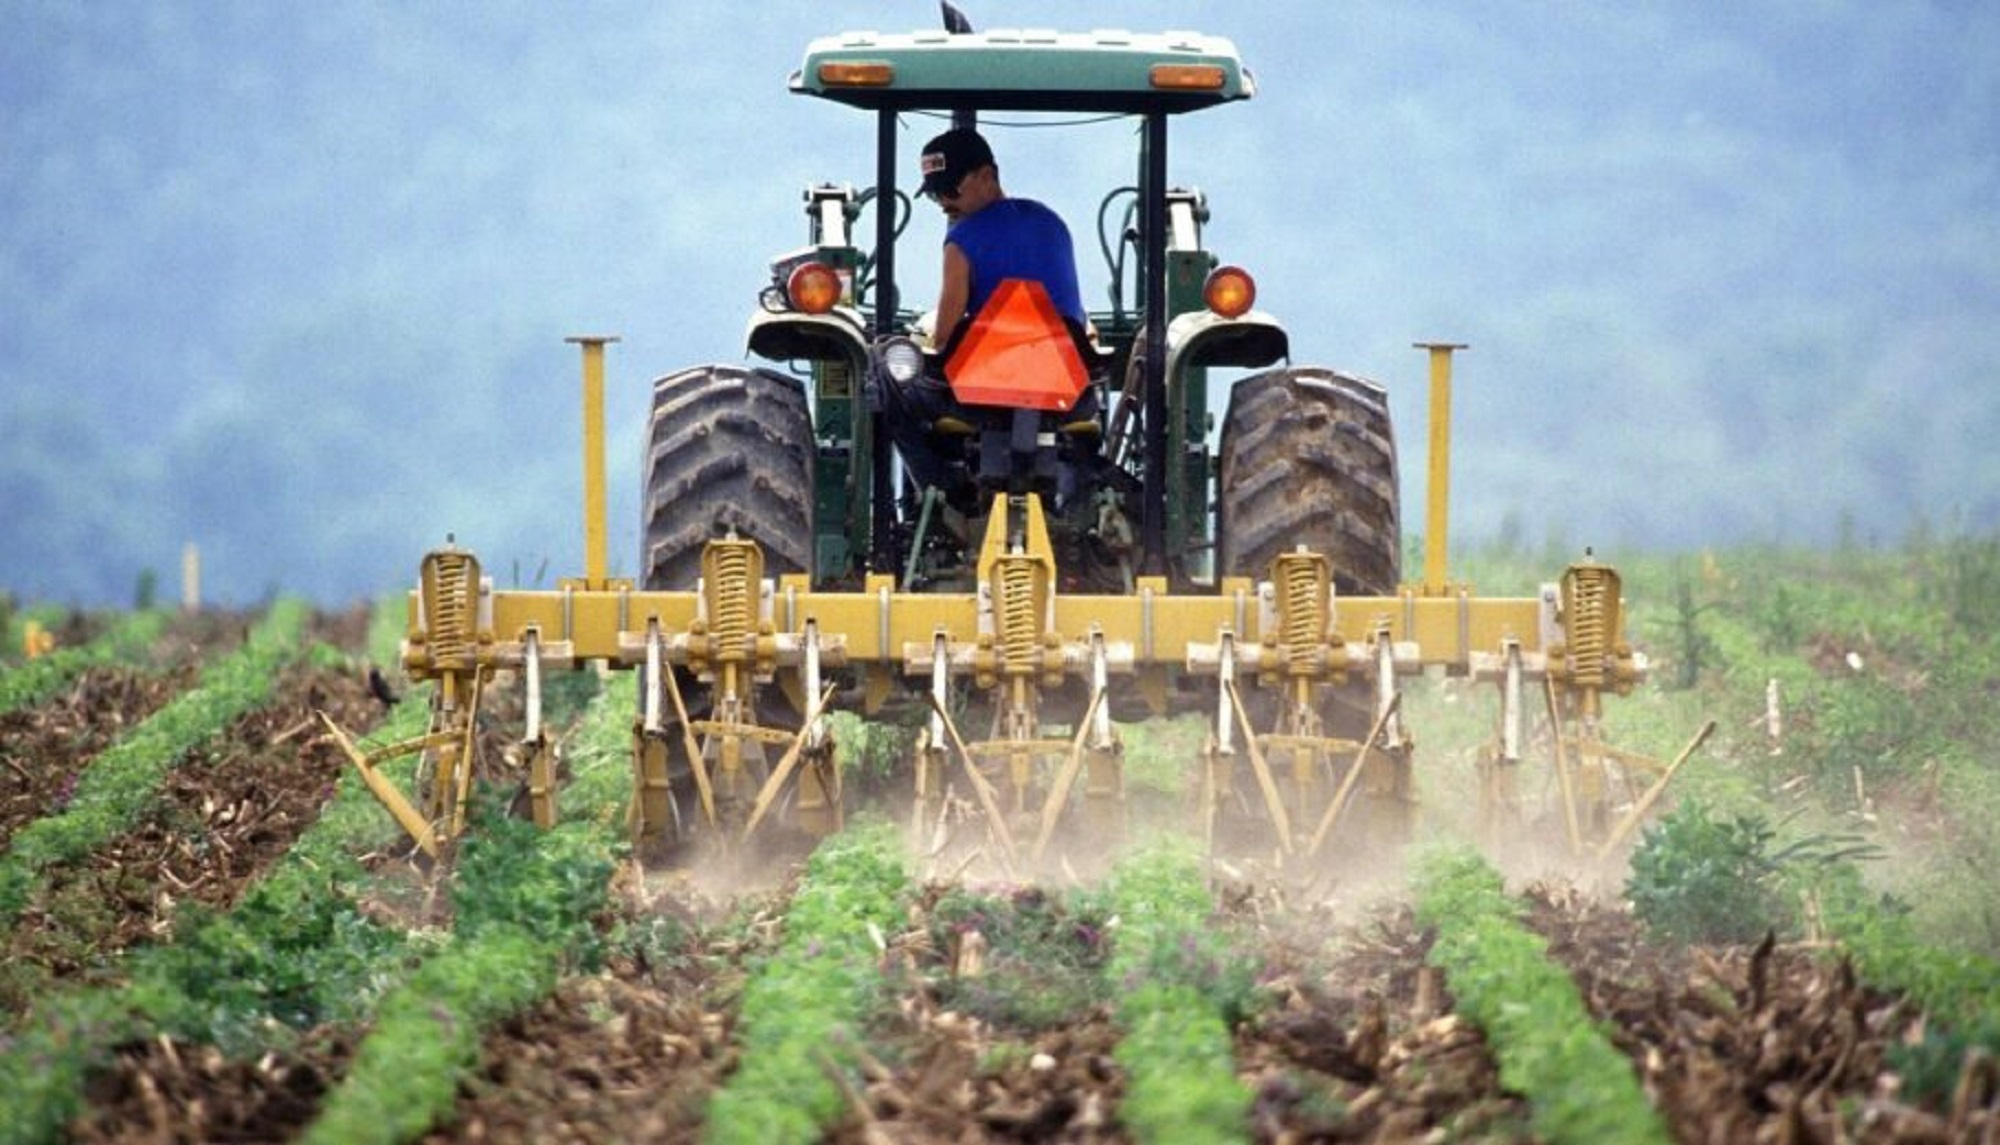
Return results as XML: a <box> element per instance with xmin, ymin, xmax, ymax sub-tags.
<box><xmin>3</xmin><ymin>537</ymin><xmax>1997</xmax><ymax>1144</ymax></box>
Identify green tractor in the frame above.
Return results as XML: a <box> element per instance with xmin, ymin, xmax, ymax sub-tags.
<box><xmin>334</xmin><ymin>12</ymin><xmax>1674</xmax><ymax>868</ymax></box>
<box><xmin>642</xmin><ymin>17</ymin><xmax>1401</xmax><ymax>611</ymax></box>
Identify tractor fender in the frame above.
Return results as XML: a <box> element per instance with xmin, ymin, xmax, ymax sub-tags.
<box><xmin>1164</xmin><ymin>308</ymin><xmax>1290</xmax><ymax>379</ymax></box>
<box><xmin>745</xmin><ymin>306</ymin><xmax>871</xmax><ymax>367</ymax></box>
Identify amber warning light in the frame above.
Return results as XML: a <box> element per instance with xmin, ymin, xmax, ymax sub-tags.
<box><xmin>1204</xmin><ymin>265</ymin><xmax>1256</xmax><ymax>318</ymax></box>
<box><xmin>1150</xmin><ymin>63</ymin><xmax>1227</xmax><ymax>90</ymax></box>
<box><xmin>819</xmin><ymin>61</ymin><xmax>895</xmax><ymax>87</ymax></box>
<box><xmin>787</xmin><ymin>262</ymin><xmax>844</xmax><ymax>314</ymax></box>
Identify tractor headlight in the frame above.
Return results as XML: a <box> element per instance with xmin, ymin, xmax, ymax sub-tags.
<box><xmin>878</xmin><ymin>336</ymin><xmax>925</xmax><ymax>383</ymax></box>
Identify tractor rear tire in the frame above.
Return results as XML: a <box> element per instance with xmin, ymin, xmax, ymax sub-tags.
<box><xmin>1217</xmin><ymin>366</ymin><xmax>1400</xmax><ymax>593</ymax></box>
<box><xmin>640</xmin><ymin>364</ymin><xmax>814</xmax><ymax>839</ymax></box>
<box><xmin>642</xmin><ymin>364</ymin><xmax>815</xmax><ymax>589</ymax></box>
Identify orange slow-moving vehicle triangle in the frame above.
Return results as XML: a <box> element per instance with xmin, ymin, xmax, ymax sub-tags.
<box><xmin>944</xmin><ymin>279</ymin><xmax>1089</xmax><ymax>412</ymax></box>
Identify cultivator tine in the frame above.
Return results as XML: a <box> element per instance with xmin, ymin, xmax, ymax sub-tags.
<box><xmin>1202</xmin><ymin>629</ymin><xmax>1299</xmax><ymax>854</ymax></box>
<box><xmin>1306</xmin><ymin>692</ymin><xmax>1402</xmax><ymax>859</ymax></box>
<box><xmin>1500</xmin><ymin>639</ymin><xmax>1524</xmax><ymax>765</ymax></box>
<box><xmin>315</xmin><ymin>683</ymin><xmax>491</xmax><ymax>858</ymax></box>
<box><xmin>521</xmin><ymin>630</ymin><xmax>556</xmax><ymax>829</ymax></box>
<box><xmin>1225</xmin><ymin>674</ymin><xmax>1296</xmax><ymax>856</ymax></box>
<box><xmin>912</xmin><ymin>632</ymin><xmax>951</xmax><ymax>836</ymax></box>
<box><xmin>740</xmin><ymin>682</ymin><xmax>838</xmax><ymax>841</ymax></box>
<box><xmin>927</xmin><ymin>692</ymin><xmax>1021</xmax><ymax>875</ymax></box>
<box><xmin>1033</xmin><ymin>684</ymin><xmax>1107</xmax><ymax>862</ymax></box>
<box><xmin>1373</xmin><ymin>630</ymin><xmax>1406</xmax><ymax>752</ymax></box>
<box><xmin>630</xmin><ymin>623</ymin><xmax>686</xmax><ymax>841</ymax></box>
<box><xmin>1189</xmin><ymin>563</ymin><xmax>1426</xmax><ymax>864</ymax></box>
<box><xmin>801</xmin><ymin>619</ymin><xmax>827</xmax><ymax>752</ymax></box>
<box><xmin>1079</xmin><ymin>632</ymin><xmax>1125</xmax><ymax>843</ymax></box>
<box><xmin>652</xmin><ymin>621</ymin><xmax>718</xmax><ymax>830</ymax></box>
<box><xmin>396</xmin><ymin>666</ymin><xmax>487</xmax><ymax>845</ymax></box>
<box><xmin>1545</xmin><ymin>674</ymin><xmax>1587</xmax><ymax>854</ymax></box>
<box><xmin>1476</xmin><ymin>638</ymin><xmax>1527</xmax><ymax>843</ymax></box>
<box><xmin>1594</xmin><ymin>719</ymin><xmax>1716</xmax><ymax>861</ymax></box>
<box><xmin>316</xmin><ymin>713</ymin><xmax>442</xmax><ymax>858</ymax></box>
<box><xmin>1364</xmin><ymin>627</ymin><xmax>1416</xmax><ymax>841</ymax></box>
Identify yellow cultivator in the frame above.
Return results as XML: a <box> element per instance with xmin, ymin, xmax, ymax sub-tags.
<box><xmin>328</xmin><ymin>341</ymin><xmax>1687</xmax><ymax>869</ymax></box>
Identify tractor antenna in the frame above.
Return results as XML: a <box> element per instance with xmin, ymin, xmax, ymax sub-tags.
<box><xmin>943</xmin><ymin>3</ymin><xmax>978</xmax><ymax>131</ymax></box>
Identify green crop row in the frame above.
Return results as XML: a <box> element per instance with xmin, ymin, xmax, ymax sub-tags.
<box><xmin>302</xmin><ymin>811</ymin><xmax>619</xmax><ymax>1144</ymax></box>
<box><xmin>1413</xmin><ymin>847</ymin><xmax>1672</xmax><ymax>1145</ymax></box>
<box><xmin>703</xmin><ymin>821</ymin><xmax>911</xmax><ymax>1145</ymax></box>
<box><xmin>922</xmin><ymin>882</ymin><xmax>1113</xmax><ymax>1031</ymax></box>
<box><xmin>0</xmin><ymin>987</ymin><xmax>147</xmax><ymax>1145</ymax></box>
<box><xmin>127</xmin><ymin>684</ymin><xmax>437</xmax><ymax>1053</ymax></box>
<box><xmin>1100</xmin><ymin>841</ymin><xmax>1255</xmax><ymax>1145</ymax></box>
<box><xmin>0</xmin><ymin>599</ymin><xmax>311</xmax><ymax>927</ymax></box>
<box><xmin>0</xmin><ymin>609</ymin><xmax>169</xmax><ymax>716</ymax></box>
<box><xmin>0</xmin><ymin>606</ymin><xmax>422</xmax><ymax>1145</ymax></box>
<box><xmin>301</xmin><ymin>669</ymin><xmax>630</xmax><ymax>1145</ymax></box>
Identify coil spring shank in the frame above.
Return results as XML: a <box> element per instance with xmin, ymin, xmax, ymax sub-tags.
<box><xmin>420</xmin><ymin>549</ymin><xmax>480</xmax><ymax>673</ymax></box>
<box><xmin>1271</xmin><ymin>550</ymin><xmax>1333</xmax><ymax>678</ymax></box>
<box><xmin>994</xmin><ymin>554</ymin><xmax>1041</xmax><ymax>677</ymax></box>
<box><xmin>1272</xmin><ymin>548</ymin><xmax>1336</xmax><ymax>684</ymax></box>
<box><xmin>1561</xmin><ymin>563</ymin><xmax>1618</xmax><ymax>689</ymax></box>
<box><xmin>701</xmin><ymin>540</ymin><xmax>760</xmax><ymax>660</ymax></box>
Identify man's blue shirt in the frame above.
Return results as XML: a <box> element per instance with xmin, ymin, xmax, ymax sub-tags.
<box><xmin>946</xmin><ymin>198</ymin><xmax>1085</xmax><ymax>328</ymax></box>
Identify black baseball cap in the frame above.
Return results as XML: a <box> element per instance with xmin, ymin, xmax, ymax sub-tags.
<box><xmin>919</xmin><ymin>128</ymin><xmax>994</xmax><ymax>198</ymax></box>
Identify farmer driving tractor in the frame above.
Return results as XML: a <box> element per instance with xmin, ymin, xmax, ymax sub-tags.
<box><xmin>879</xmin><ymin>126</ymin><xmax>1097</xmax><ymax>495</ymax></box>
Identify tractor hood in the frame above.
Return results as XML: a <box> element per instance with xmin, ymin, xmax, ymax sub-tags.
<box><xmin>792</xmin><ymin>28</ymin><xmax>1253</xmax><ymax>114</ymax></box>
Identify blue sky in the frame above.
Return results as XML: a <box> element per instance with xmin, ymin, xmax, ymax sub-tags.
<box><xmin>3</xmin><ymin>2</ymin><xmax>1995</xmax><ymax>605</ymax></box>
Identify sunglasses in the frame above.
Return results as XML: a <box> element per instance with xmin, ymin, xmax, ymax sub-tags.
<box><xmin>925</xmin><ymin>173</ymin><xmax>967</xmax><ymax>202</ymax></box>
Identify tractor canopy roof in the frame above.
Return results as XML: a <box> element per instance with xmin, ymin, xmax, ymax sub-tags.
<box><xmin>792</xmin><ymin>27</ymin><xmax>1253</xmax><ymax>114</ymax></box>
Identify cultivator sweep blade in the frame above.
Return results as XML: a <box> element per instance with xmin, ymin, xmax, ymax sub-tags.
<box><xmin>327</xmin><ymin>496</ymin><xmax>1690</xmax><ymax>869</ymax></box>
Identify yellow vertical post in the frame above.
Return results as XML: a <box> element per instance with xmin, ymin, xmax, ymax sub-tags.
<box><xmin>1414</xmin><ymin>342</ymin><xmax>1467</xmax><ymax>595</ymax></box>
<box><xmin>566</xmin><ymin>335</ymin><xmax>619</xmax><ymax>589</ymax></box>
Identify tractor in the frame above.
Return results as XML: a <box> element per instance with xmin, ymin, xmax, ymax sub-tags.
<box><xmin>325</xmin><ymin>10</ymin><xmax>1701</xmax><ymax>873</ymax></box>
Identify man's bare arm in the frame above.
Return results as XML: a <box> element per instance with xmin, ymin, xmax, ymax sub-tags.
<box><xmin>933</xmin><ymin>243</ymin><xmax>971</xmax><ymax>348</ymax></box>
